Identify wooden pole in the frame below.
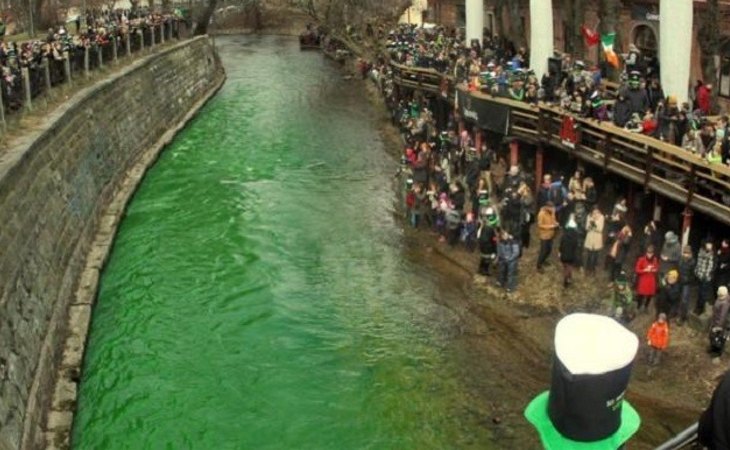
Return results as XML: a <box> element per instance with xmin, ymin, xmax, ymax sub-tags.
<box><xmin>63</xmin><ymin>51</ymin><xmax>72</xmax><ymax>84</ymax></box>
<box><xmin>21</xmin><ymin>67</ymin><xmax>32</xmax><ymax>111</ymax></box>
<box><xmin>84</xmin><ymin>46</ymin><xmax>90</xmax><ymax>77</ymax></box>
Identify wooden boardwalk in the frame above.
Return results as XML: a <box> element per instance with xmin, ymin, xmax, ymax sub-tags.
<box><xmin>390</xmin><ymin>62</ymin><xmax>730</xmax><ymax>226</ymax></box>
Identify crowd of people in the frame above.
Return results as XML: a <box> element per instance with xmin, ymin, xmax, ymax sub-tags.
<box><xmin>385</xmin><ymin>24</ymin><xmax>730</xmax><ymax>167</ymax></box>
<box><xmin>364</xmin><ymin>25</ymin><xmax>730</xmax><ymax>364</ymax></box>
<box><xmin>0</xmin><ymin>9</ymin><xmax>183</xmax><ymax>111</ymax></box>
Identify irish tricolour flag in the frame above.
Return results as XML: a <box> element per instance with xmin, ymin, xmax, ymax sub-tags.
<box><xmin>602</xmin><ymin>32</ymin><xmax>619</xmax><ymax>68</ymax></box>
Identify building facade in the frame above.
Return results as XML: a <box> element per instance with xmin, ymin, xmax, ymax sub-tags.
<box><xmin>425</xmin><ymin>0</ymin><xmax>730</xmax><ymax>107</ymax></box>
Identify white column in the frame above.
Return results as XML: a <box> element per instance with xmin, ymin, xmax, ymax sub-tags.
<box><xmin>465</xmin><ymin>0</ymin><xmax>484</xmax><ymax>45</ymax></box>
<box><xmin>660</xmin><ymin>0</ymin><xmax>693</xmax><ymax>104</ymax></box>
<box><xmin>529</xmin><ymin>0</ymin><xmax>554</xmax><ymax>81</ymax></box>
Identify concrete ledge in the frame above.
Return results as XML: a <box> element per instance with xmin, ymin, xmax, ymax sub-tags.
<box><xmin>0</xmin><ymin>35</ymin><xmax>225</xmax><ymax>450</ymax></box>
<box><xmin>45</xmin><ymin>68</ymin><xmax>226</xmax><ymax>450</ymax></box>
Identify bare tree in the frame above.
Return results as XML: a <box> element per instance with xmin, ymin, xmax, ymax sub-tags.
<box><xmin>193</xmin><ymin>0</ymin><xmax>217</xmax><ymax>34</ymax></box>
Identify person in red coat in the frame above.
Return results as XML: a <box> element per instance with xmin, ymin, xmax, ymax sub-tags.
<box><xmin>698</xmin><ymin>83</ymin><xmax>713</xmax><ymax>115</ymax></box>
<box><xmin>635</xmin><ymin>245</ymin><xmax>660</xmax><ymax>313</ymax></box>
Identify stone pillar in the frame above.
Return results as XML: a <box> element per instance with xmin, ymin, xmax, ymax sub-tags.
<box><xmin>125</xmin><ymin>32</ymin><xmax>131</xmax><ymax>57</ymax></box>
<box><xmin>97</xmin><ymin>46</ymin><xmax>103</xmax><ymax>68</ymax></box>
<box><xmin>112</xmin><ymin>37</ymin><xmax>118</xmax><ymax>63</ymax></box>
<box><xmin>150</xmin><ymin>26</ymin><xmax>155</xmax><ymax>48</ymax></box>
<box><xmin>509</xmin><ymin>139</ymin><xmax>519</xmax><ymax>167</ymax></box>
<box><xmin>529</xmin><ymin>0</ymin><xmax>554</xmax><ymax>81</ymax></box>
<box><xmin>84</xmin><ymin>47</ymin><xmax>90</xmax><ymax>78</ymax></box>
<box><xmin>682</xmin><ymin>208</ymin><xmax>693</xmax><ymax>247</ymax></box>
<box><xmin>160</xmin><ymin>24</ymin><xmax>165</xmax><ymax>44</ymax></box>
<box><xmin>63</xmin><ymin>51</ymin><xmax>71</xmax><ymax>83</ymax></box>
<box><xmin>43</xmin><ymin>58</ymin><xmax>51</xmax><ymax>92</ymax></box>
<box><xmin>660</xmin><ymin>0</ymin><xmax>692</xmax><ymax>104</ymax></box>
<box><xmin>139</xmin><ymin>30</ymin><xmax>145</xmax><ymax>52</ymax></box>
<box><xmin>465</xmin><ymin>0</ymin><xmax>484</xmax><ymax>45</ymax></box>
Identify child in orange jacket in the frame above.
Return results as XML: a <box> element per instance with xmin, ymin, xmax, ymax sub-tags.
<box><xmin>647</xmin><ymin>313</ymin><xmax>669</xmax><ymax>366</ymax></box>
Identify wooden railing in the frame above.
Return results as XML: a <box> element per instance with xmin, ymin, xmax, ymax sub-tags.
<box><xmin>390</xmin><ymin>62</ymin><xmax>730</xmax><ymax>226</ymax></box>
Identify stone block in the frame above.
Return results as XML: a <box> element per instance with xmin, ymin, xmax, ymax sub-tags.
<box><xmin>45</xmin><ymin>411</ymin><xmax>72</xmax><ymax>431</ymax></box>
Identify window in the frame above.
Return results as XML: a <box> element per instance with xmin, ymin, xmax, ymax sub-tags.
<box><xmin>632</xmin><ymin>24</ymin><xmax>658</xmax><ymax>58</ymax></box>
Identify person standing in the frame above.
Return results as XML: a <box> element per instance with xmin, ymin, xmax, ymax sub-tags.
<box><xmin>608</xmin><ymin>224</ymin><xmax>633</xmax><ymax>283</ymax></box>
<box><xmin>659</xmin><ymin>231</ymin><xmax>681</xmax><ymax>278</ymax></box>
<box><xmin>497</xmin><ymin>230</ymin><xmax>521</xmax><ymax>293</ymax></box>
<box><xmin>656</xmin><ymin>270</ymin><xmax>681</xmax><ymax>319</ymax></box>
<box><xmin>646</xmin><ymin>313</ymin><xmax>669</xmax><ymax>366</ymax></box>
<box><xmin>536</xmin><ymin>202</ymin><xmax>559</xmax><ymax>272</ymax></box>
<box><xmin>710</xmin><ymin>287</ymin><xmax>730</xmax><ymax>358</ymax></box>
<box><xmin>635</xmin><ymin>245</ymin><xmax>660</xmax><ymax>313</ymax></box>
<box><xmin>559</xmin><ymin>215</ymin><xmax>580</xmax><ymax>288</ymax></box>
<box><xmin>583</xmin><ymin>205</ymin><xmax>604</xmax><ymax>275</ymax></box>
<box><xmin>477</xmin><ymin>209</ymin><xmax>499</xmax><ymax>276</ymax></box>
<box><xmin>696</xmin><ymin>240</ymin><xmax>717</xmax><ymax>316</ymax></box>
<box><xmin>697</xmin><ymin>83</ymin><xmax>713</xmax><ymax>116</ymax></box>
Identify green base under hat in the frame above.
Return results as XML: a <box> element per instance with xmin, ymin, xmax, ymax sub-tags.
<box><xmin>524</xmin><ymin>391</ymin><xmax>641</xmax><ymax>450</ymax></box>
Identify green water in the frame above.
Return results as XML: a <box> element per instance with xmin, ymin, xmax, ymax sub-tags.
<box><xmin>73</xmin><ymin>36</ymin><xmax>492</xmax><ymax>449</ymax></box>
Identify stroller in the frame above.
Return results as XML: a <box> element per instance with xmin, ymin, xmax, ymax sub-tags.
<box><xmin>709</xmin><ymin>327</ymin><xmax>728</xmax><ymax>356</ymax></box>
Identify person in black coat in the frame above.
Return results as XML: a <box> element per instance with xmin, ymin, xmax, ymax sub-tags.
<box><xmin>698</xmin><ymin>370</ymin><xmax>730</xmax><ymax>450</ymax></box>
<box><xmin>478</xmin><ymin>210</ymin><xmax>499</xmax><ymax>276</ymax></box>
<box><xmin>613</xmin><ymin>94</ymin><xmax>632</xmax><ymax>127</ymax></box>
<box><xmin>559</xmin><ymin>215</ymin><xmax>581</xmax><ymax>288</ymax></box>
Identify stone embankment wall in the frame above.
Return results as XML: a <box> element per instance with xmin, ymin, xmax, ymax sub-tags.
<box><xmin>0</xmin><ymin>36</ymin><xmax>225</xmax><ymax>450</ymax></box>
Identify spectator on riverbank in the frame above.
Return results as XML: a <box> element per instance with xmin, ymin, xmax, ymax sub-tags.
<box><xmin>635</xmin><ymin>245</ymin><xmax>659</xmax><ymax>313</ymax></box>
<box><xmin>558</xmin><ymin>214</ymin><xmax>580</xmax><ymax>288</ymax></box>
<box><xmin>647</xmin><ymin>313</ymin><xmax>669</xmax><ymax>366</ymax></box>
<box><xmin>497</xmin><ymin>229</ymin><xmax>520</xmax><ymax>293</ymax></box>
<box><xmin>536</xmin><ymin>202</ymin><xmax>559</xmax><ymax>273</ymax></box>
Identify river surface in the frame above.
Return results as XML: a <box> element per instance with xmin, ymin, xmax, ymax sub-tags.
<box><xmin>73</xmin><ymin>35</ymin><xmax>497</xmax><ymax>449</ymax></box>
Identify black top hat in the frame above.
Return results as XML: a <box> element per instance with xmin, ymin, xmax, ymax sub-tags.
<box><xmin>525</xmin><ymin>313</ymin><xmax>641</xmax><ymax>449</ymax></box>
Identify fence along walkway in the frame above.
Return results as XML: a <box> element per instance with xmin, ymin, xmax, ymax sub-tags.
<box><xmin>389</xmin><ymin>62</ymin><xmax>730</xmax><ymax>227</ymax></box>
<box><xmin>0</xmin><ymin>19</ymin><xmax>188</xmax><ymax>131</ymax></box>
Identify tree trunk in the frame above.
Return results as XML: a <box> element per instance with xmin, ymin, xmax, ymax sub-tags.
<box><xmin>193</xmin><ymin>0</ymin><xmax>217</xmax><ymax>35</ymax></box>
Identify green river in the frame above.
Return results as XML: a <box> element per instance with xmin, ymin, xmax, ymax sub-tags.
<box><xmin>72</xmin><ymin>36</ymin><xmax>498</xmax><ymax>449</ymax></box>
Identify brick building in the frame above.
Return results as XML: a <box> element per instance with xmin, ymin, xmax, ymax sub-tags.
<box><xmin>425</xmin><ymin>0</ymin><xmax>730</xmax><ymax>107</ymax></box>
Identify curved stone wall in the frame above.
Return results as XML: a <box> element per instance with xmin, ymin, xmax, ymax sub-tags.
<box><xmin>0</xmin><ymin>36</ymin><xmax>225</xmax><ymax>450</ymax></box>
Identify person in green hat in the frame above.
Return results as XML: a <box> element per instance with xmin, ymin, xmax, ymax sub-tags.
<box><xmin>525</xmin><ymin>313</ymin><xmax>641</xmax><ymax>450</ymax></box>
<box><xmin>611</xmin><ymin>271</ymin><xmax>636</xmax><ymax>324</ymax></box>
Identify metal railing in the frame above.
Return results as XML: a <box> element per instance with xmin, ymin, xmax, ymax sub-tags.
<box><xmin>655</xmin><ymin>423</ymin><xmax>699</xmax><ymax>450</ymax></box>
<box><xmin>0</xmin><ymin>19</ymin><xmax>189</xmax><ymax>131</ymax></box>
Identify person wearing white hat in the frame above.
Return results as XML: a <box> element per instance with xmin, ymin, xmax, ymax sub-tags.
<box><xmin>710</xmin><ymin>287</ymin><xmax>730</xmax><ymax>356</ymax></box>
<box><xmin>525</xmin><ymin>313</ymin><xmax>641</xmax><ymax>449</ymax></box>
